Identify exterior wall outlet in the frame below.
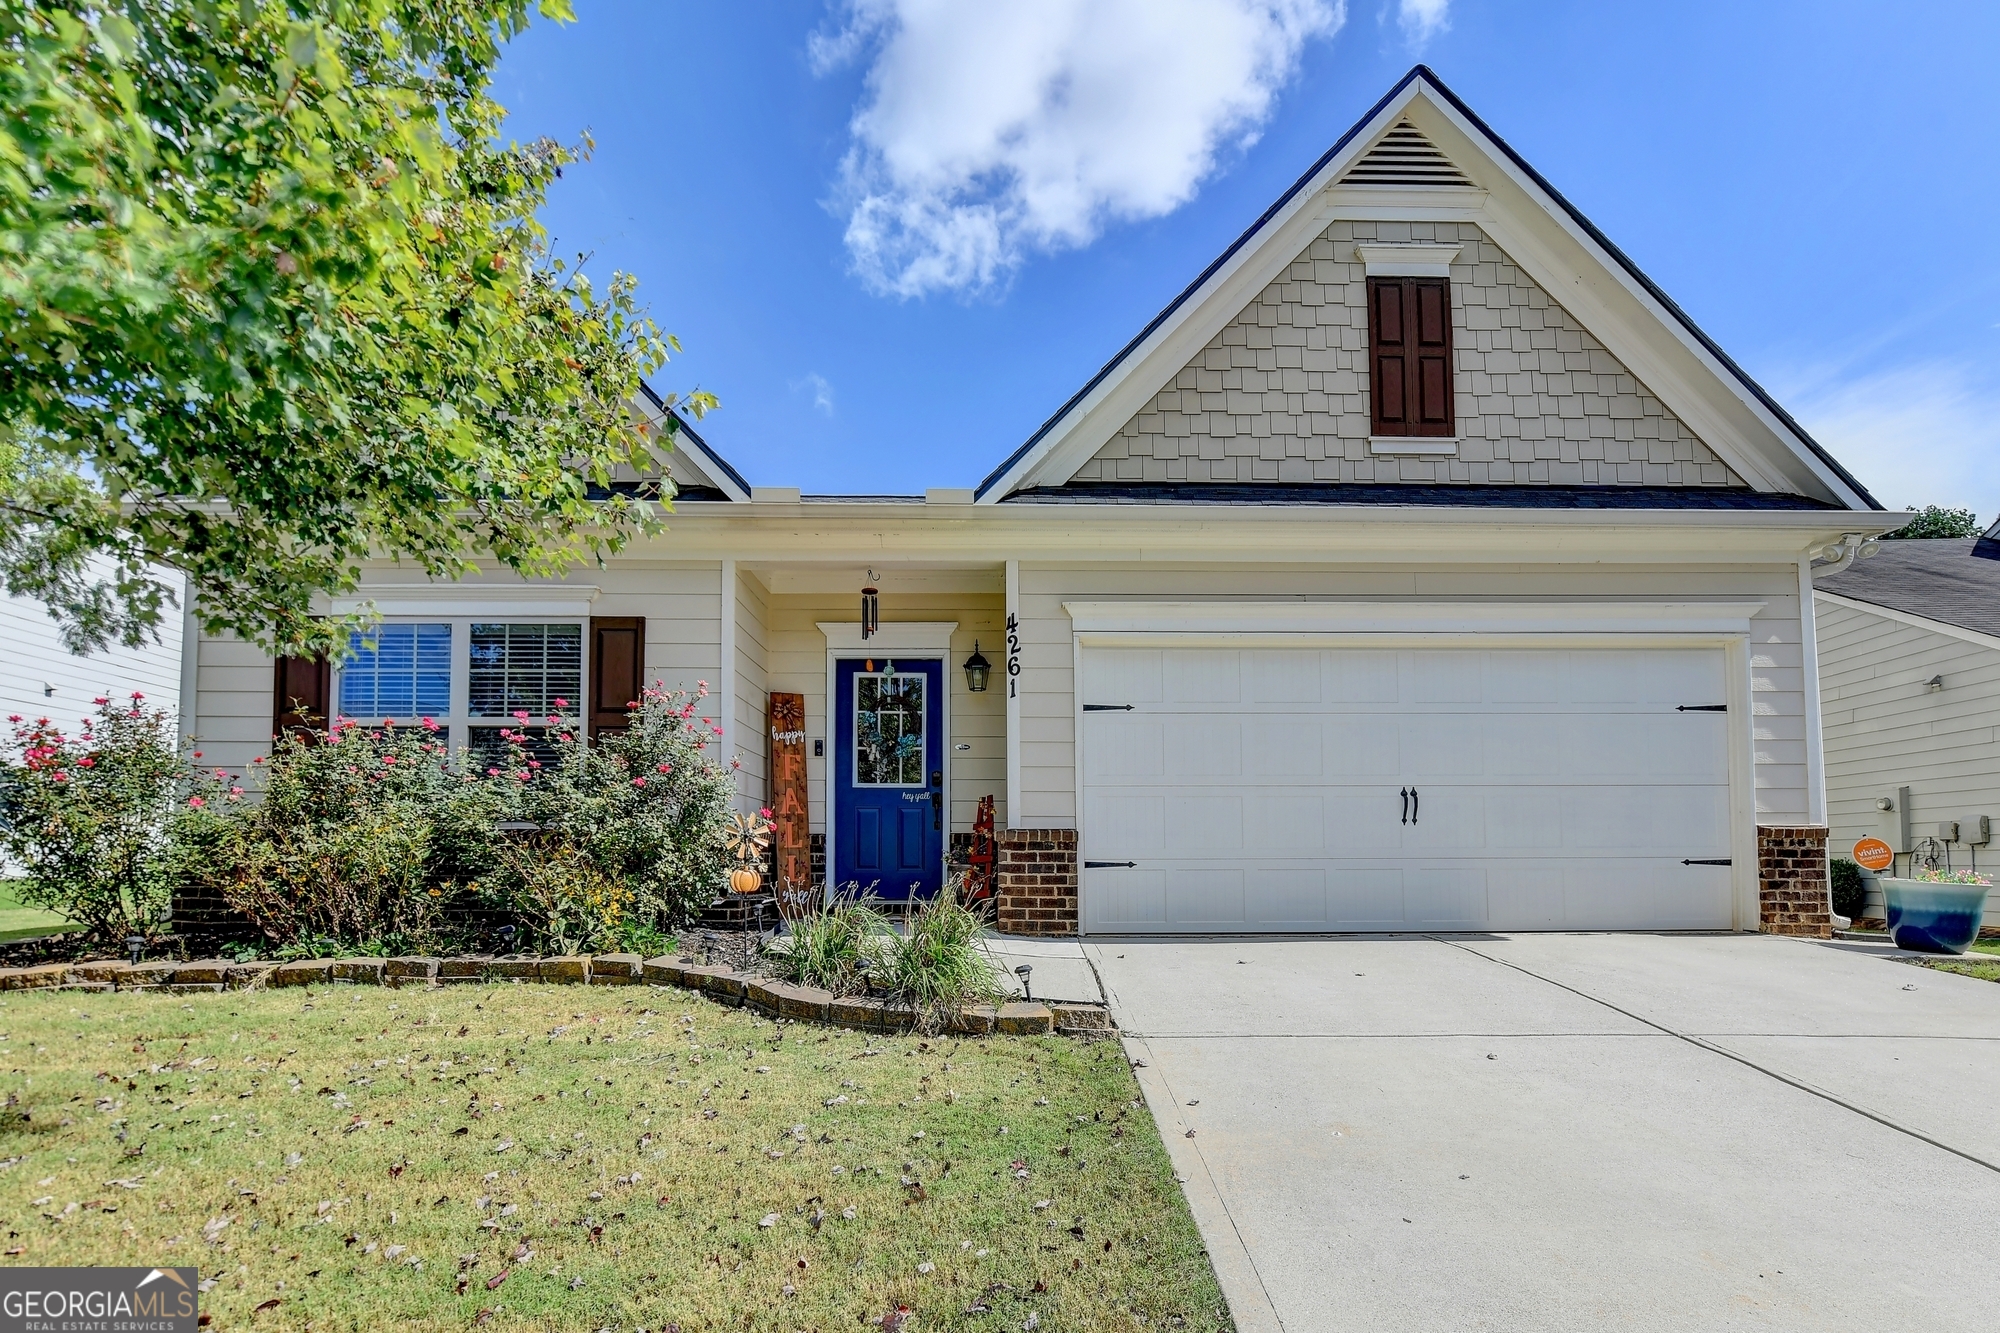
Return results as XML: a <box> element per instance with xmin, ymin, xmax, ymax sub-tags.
<box><xmin>1970</xmin><ymin>815</ymin><xmax>1993</xmax><ymax>847</ymax></box>
<box><xmin>1938</xmin><ymin>821</ymin><xmax>1960</xmax><ymax>843</ymax></box>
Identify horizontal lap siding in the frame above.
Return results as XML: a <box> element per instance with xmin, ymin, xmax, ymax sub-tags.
<box><xmin>762</xmin><ymin>593</ymin><xmax>1006</xmax><ymax>836</ymax></box>
<box><xmin>0</xmin><ymin>571</ymin><xmax>186</xmax><ymax>728</ymax></box>
<box><xmin>1015</xmin><ymin>562</ymin><xmax>1808</xmax><ymax>830</ymax></box>
<box><xmin>1816</xmin><ymin>597</ymin><xmax>2000</xmax><ymax>897</ymax></box>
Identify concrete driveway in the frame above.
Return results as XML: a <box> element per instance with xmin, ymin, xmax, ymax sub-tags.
<box><xmin>1088</xmin><ymin>933</ymin><xmax>2000</xmax><ymax>1333</ymax></box>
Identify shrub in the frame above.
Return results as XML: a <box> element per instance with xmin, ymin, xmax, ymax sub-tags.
<box><xmin>494</xmin><ymin>838</ymin><xmax>632</xmax><ymax>956</ymax></box>
<box><xmin>877</xmin><ymin>880</ymin><xmax>1004</xmax><ymax>1035</ymax></box>
<box><xmin>1</xmin><ymin>695</ymin><xmax>185</xmax><ymax>943</ymax></box>
<box><xmin>495</xmin><ymin>683</ymin><xmax>734</xmax><ymax>931</ymax></box>
<box><xmin>774</xmin><ymin>897</ymin><xmax>892</xmax><ymax>996</ymax></box>
<box><xmin>1829</xmin><ymin>857</ymin><xmax>1867</xmax><ymax>919</ymax></box>
<box><xmin>173</xmin><ymin>718</ymin><xmax>503</xmax><ymax>953</ymax></box>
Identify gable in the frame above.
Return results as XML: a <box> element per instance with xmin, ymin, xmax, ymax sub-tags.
<box><xmin>977</xmin><ymin>66</ymin><xmax>1877</xmax><ymax>509</ymax></box>
<box><xmin>1069</xmin><ymin>219</ymin><xmax>1744</xmax><ymax>489</ymax></box>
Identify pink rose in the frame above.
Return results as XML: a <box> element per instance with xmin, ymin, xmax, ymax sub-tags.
<box><xmin>552</xmin><ymin>697</ymin><xmax>569</xmax><ymax>709</ymax></box>
<box><xmin>656</xmin><ymin>763</ymin><xmax>671</xmax><ymax>773</ymax></box>
<box><xmin>52</xmin><ymin>772</ymin><xmax>69</xmax><ymax>782</ymax></box>
<box><xmin>187</xmin><ymin>795</ymin><xmax>204</xmax><ymax>808</ymax></box>
<box><xmin>632</xmin><ymin>777</ymin><xmax>646</xmax><ymax>787</ymax></box>
<box><xmin>78</xmin><ymin>757</ymin><xmax>94</xmax><ymax>767</ymax></box>
<box><xmin>130</xmin><ymin>691</ymin><xmax>144</xmax><ymax>700</ymax></box>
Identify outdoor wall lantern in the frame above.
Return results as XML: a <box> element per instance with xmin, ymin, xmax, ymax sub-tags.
<box><xmin>963</xmin><ymin>641</ymin><xmax>992</xmax><ymax>693</ymax></box>
<box><xmin>861</xmin><ymin>569</ymin><xmax>880</xmax><ymax>640</ymax></box>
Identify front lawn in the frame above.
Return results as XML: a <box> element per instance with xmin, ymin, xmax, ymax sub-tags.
<box><xmin>0</xmin><ymin>881</ymin><xmax>68</xmax><ymax>943</ymax></box>
<box><xmin>1918</xmin><ymin>956</ymin><xmax>2000</xmax><ymax>984</ymax></box>
<box><xmin>0</xmin><ymin>982</ymin><xmax>1229</xmax><ymax>1332</ymax></box>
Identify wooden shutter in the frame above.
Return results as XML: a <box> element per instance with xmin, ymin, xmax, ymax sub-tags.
<box><xmin>588</xmin><ymin>616</ymin><xmax>645</xmax><ymax>736</ymax></box>
<box><xmin>272</xmin><ymin>653</ymin><xmax>331</xmax><ymax>740</ymax></box>
<box><xmin>1368</xmin><ymin>276</ymin><xmax>1454</xmax><ymax>437</ymax></box>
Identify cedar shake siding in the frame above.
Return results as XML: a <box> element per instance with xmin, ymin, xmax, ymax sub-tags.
<box><xmin>1070</xmin><ymin>220</ymin><xmax>1745</xmax><ymax>488</ymax></box>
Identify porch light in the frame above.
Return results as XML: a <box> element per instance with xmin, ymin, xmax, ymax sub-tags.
<box><xmin>962</xmin><ymin>642</ymin><xmax>992</xmax><ymax>693</ymax></box>
<box><xmin>861</xmin><ymin>572</ymin><xmax>880</xmax><ymax>640</ymax></box>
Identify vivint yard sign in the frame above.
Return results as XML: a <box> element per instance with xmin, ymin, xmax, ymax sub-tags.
<box><xmin>2</xmin><ymin>1267</ymin><xmax>199</xmax><ymax>1332</ymax></box>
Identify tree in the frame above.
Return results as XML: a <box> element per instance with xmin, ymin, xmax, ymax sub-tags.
<box><xmin>0</xmin><ymin>0</ymin><xmax>710</xmax><ymax>657</ymax></box>
<box><xmin>1883</xmin><ymin>506</ymin><xmax>1982</xmax><ymax>540</ymax></box>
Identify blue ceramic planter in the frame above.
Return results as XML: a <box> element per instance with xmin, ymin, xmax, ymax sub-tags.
<box><xmin>1881</xmin><ymin>878</ymin><xmax>1991</xmax><ymax>955</ymax></box>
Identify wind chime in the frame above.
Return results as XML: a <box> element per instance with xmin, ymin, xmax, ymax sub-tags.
<box><xmin>860</xmin><ymin>569</ymin><xmax>880</xmax><ymax>640</ymax></box>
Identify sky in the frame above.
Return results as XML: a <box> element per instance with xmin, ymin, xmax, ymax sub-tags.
<box><xmin>493</xmin><ymin>1</ymin><xmax>2000</xmax><ymax>519</ymax></box>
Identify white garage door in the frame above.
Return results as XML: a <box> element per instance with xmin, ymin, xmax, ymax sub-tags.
<box><xmin>1079</xmin><ymin>645</ymin><xmax>1734</xmax><ymax>934</ymax></box>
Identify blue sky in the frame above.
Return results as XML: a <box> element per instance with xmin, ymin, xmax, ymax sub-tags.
<box><xmin>494</xmin><ymin>1</ymin><xmax>2000</xmax><ymax>518</ymax></box>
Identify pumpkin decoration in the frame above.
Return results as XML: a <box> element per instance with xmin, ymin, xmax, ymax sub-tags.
<box><xmin>723</xmin><ymin>810</ymin><xmax>774</xmax><ymax>895</ymax></box>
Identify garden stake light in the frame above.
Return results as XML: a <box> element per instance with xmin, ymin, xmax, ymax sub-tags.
<box><xmin>1015</xmin><ymin>963</ymin><xmax>1033</xmax><ymax>1001</ymax></box>
<box><xmin>125</xmin><ymin>935</ymin><xmax>145</xmax><ymax>967</ymax></box>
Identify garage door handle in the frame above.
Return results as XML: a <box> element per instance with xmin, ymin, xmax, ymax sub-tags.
<box><xmin>1681</xmin><ymin>858</ymin><xmax>1732</xmax><ymax>866</ymax></box>
<box><xmin>1411</xmin><ymin>787</ymin><xmax>1418</xmax><ymax>824</ymax></box>
<box><xmin>1083</xmin><ymin>704</ymin><xmax>1134</xmax><ymax>712</ymax></box>
<box><xmin>1085</xmin><ymin>860</ymin><xmax>1137</xmax><ymax>869</ymax></box>
<box><xmin>1400</xmin><ymin>787</ymin><xmax>1409</xmax><ymax>824</ymax></box>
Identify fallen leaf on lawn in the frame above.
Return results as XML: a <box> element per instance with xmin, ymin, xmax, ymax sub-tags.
<box><xmin>385</xmin><ymin>1245</ymin><xmax>406</xmax><ymax>1260</ymax></box>
<box><xmin>917</xmin><ymin>1261</ymin><xmax>935</xmax><ymax>1274</ymax></box>
<box><xmin>657</xmin><ymin>1196</ymin><xmax>671</xmax><ymax>1209</ymax></box>
<box><xmin>492</xmin><ymin>1140</ymin><xmax>514</xmax><ymax>1153</ymax></box>
<box><xmin>759</xmin><ymin>1213</ymin><xmax>778</xmax><ymax>1228</ymax></box>
<box><xmin>253</xmin><ymin>1299</ymin><xmax>280</xmax><ymax>1314</ymax></box>
<box><xmin>511</xmin><ymin>1242</ymin><xmax>532</xmax><ymax>1261</ymax></box>
<box><xmin>475</xmin><ymin>1308</ymin><xmax>494</xmax><ymax>1324</ymax></box>
<box><xmin>2</xmin><ymin>1247</ymin><xmax>22</xmax><ymax>1256</ymax></box>
<box><xmin>485</xmin><ymin>1269</ymin><xmax>509</xmax><ymax>1290</ymax></box>
<box><xmin>1033</xmin><ymin>1199</ymin><xmax>1051</xmax><ymax>1211</ymax></box>
<box><xmin>841</xmin><ymin>1206</ymin><xmax>857</xmax><ymax>1220</ymax></box>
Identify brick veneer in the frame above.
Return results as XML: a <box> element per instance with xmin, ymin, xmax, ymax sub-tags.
<box><xmin>1758</xmin><ymin>825</ymin><xmax>1832</xmax><ymax>938</ymax></box>
<box><xmin>996</xmin><ymin>829</ymin><xmax>1079</xmax><ymax>937</ymax></box>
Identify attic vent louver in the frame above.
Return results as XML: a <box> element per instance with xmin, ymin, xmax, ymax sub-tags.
<box><xmin>1340</xmin><ymin>121</ymin><xmax>1473</xmax><ymax>188</ymax></box>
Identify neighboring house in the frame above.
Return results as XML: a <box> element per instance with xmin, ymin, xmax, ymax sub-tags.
<box><xmin>1814</xmin><ymin>538</ymin><xmax>2000</xmax><ymax>928</ymax></box>
<box><xmin>186</xmin><ymin>67</ymin><xmax>1896</xmax><ymax>939</ymax></box>
<box><xmin>0</xmin><ymin>565</ymin><xmax>188</xmax><ymax>737</ymax></box>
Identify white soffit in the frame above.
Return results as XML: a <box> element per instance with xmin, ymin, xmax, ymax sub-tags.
<box><xmin>1062</xmin><ymin>600</ymin><xmax>1768</xmax><ymax>637</ymax></box>
<box><xmin>982</xmin><ymin>70</ymin><xmax>1872</xmax><ymax>511</ymax></box>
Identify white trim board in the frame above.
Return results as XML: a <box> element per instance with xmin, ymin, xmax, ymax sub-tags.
<box><xmin>817</xmin><ymin>622</ymin><xmax>959</xmax><ymax>652</ymax></box>
<box><xmin>1061</xmin><ymin>600</ymin><xmax>1767</xmax><ymax>637</ymax></box>
<box><xmin>1813</xmin><ymin>590</ymin><xmax>2000</xmax><ymax>654</ymax></box>
<box><xmin>331</xmin><ymin>585</ymin><xmax>601</xmax><ymax>619</ymax></box>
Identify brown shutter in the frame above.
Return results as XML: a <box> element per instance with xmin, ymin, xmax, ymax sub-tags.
<box><xmin>588</xmin><ymin>616</ymin><xmax>645</xmax><ymax>736</ymax></box>
<box><xmin>1369</xmin><ymin>277</ymin><xmax>1409</xmax><ymax>435</ymax></box>
<box><xmin>272</xmin><ymin>653</ymin><xmax>331</xmax><ymax>740</ymax></box>
<box><xmin>1369</xmin><ymin>276</ymin><xmax>1455</xmax><ymax>437</ymax></box>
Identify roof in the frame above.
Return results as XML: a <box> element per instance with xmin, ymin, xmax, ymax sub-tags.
<box><xmin>1002</xmin><ymin>483</ymin><xmax>1841</xmax><ymax>511</ymax></box>
<box><xmin>635</xmin><ymin>381</ymin><xmax>752</xmax><ymax>501</ymax></box>
<box><xmin>974</xmin><ymin>65</ymin><xmax>1881</xmax><ymax>511</ymax></box>
<box><xmin>1815</xmin><ymin>539</ymin><xmax>2000</xmax><ymax>638</ymax></box>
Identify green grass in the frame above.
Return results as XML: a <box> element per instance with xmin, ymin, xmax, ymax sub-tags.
<box><xmin>1919</xmin><ymin>956</ymin><xmax>2000</xmax><ymax>984</ymax></box>
<box><xmin>0</xmin><ymin>880</ymin><xmax>70</xmax><ymax>943</ymax></box>
<box><xmin>1968</xmin><ymin>938</ymin><xmax>2000</xmax><ymax>957</ymax></box>
<box><xmin>0</xmin><ymin>982</ymin><xmax>1229</xmax><ymax>1332</ymax></box>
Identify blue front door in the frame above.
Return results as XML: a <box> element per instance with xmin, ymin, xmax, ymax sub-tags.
<box><xmin>833</xmin><ymin>657</ymin><xmax>944</xmax><ymax>901</ymax></box>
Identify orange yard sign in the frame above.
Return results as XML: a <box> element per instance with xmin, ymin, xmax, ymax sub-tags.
<box><xmin>1851</xmin><ymin>837</ymin><xmax>1894</xmax><ymax>872</ymax></box>
<box><xmin>768</xmin><ymin>693</ymin><xmax>813</xmax><ymax>917</ymax></box>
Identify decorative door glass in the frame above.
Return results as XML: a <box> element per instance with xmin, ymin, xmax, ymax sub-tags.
<box><xmin>854</xmin><ymin>673</ymin><xmax>926</xmax><ymax>786</ymax></box>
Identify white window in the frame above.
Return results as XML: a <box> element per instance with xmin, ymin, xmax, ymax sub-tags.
<box><xmin>333</xmin><ymin>619</ymin><xmax>585</xmax><ymax>768</ymax></box>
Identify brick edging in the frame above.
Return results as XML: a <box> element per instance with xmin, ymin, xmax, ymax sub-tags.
<box><xmin>0</xmin><ymin>954</ymin><xmax>1116</xmax><ymax>1038</ymax></box>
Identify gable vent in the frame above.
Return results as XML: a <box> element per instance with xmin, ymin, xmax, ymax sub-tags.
<box><xmin>1340</xmin><ymin>121</ymin><xmax>1473</xmax><ymax>188</ymax></box>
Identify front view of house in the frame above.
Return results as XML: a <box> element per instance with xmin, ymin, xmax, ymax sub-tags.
<box><xmin>184</xmin><ymin>69</ymin><xmax>1892</xmax><ymax>940</ymax></box>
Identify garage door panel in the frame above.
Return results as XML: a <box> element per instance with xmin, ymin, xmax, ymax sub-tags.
<box><xmin>1079</xmin><ymin>644</ymin><xmax>1735</xmax><ymax>934</ymax></box>
<box><xmin>1166</xmin><ymin>717</ymin><xmax>1241</xmax><ymax>778</ymax></box>
<box><xmin>1166</xmin><ymin>868</ymin><xmax>1245</xmax><ymax>926</ymax></box>
<box><xmin>1164</xmin><ymin>649</ymin><xmax>1239</xmax><ymax>703</ymax></box>
<box><xmin>1084</xmin><ymin>648</ymin><xmax>1162</xmax><ymax>703</ymax></box>
<box><xmin>1326</xmin><ymin>717</ymin><xmax>1400</xmax><ymax>776</ymax></box>
<box><xmin>1405</xmin><ymin>868</ymin><xmax>1487</xmax><ymax>928</ymax></box>
<box><xmin>1331</xmin><ymin>870</ymin><xmax>1407</xmax><ymax>929</ymax></box>
<box><xmin>1250</xmin><ymin>870</ymin><xmax>1329</xmax><ymax>927</ymax></box>
<box><xmin>1244</xmin><ymin>650</ymin><xmax>1323</xmax><ymax>703</ymax></box>
<box><xmin>1084</xmin><ymin>869</ymin><xmax>1166</xmax><ymax>931</ymax></box>
<box><xmin>1085</xmin><ymin>717</ymin><xmax>1164</xmax><ymax>779</ymax></box>
<box><xmin>1164</xmin><ymin>795</ymin><xmax>1243</xmax><ymax>853</ymax></box>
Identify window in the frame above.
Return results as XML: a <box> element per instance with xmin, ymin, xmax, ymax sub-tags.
<box><xmin>1368</xmin><ymin>276</ymin><xmax>1454</xmax><ymax>437</ymax></box>
<box><xmin>854</xmin><ymin>672</ymin><xmax>926</xmax><ymax>786</ymax></box>
<box><xmin>330</xmin><ymin>619</ymin><xmax>585</xmax><ymax>767</ymax></box>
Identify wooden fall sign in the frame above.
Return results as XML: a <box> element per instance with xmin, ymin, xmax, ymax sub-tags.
<box><xmin>768</xmin><ymin>692</ymin><xmax>814</xmax><ymax>918</ymax></box>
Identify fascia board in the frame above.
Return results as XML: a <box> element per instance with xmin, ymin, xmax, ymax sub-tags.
<box><xmin>1062</xmin><ymin>598</ymin><xmax>1767</xmax><ymax>637</ymax></box>
<box><xmin>977</xmin><ymin>77</ymin><xmax>1433</xmax><ymax>503</ymax></box>
<box><xmin>1403</xmin><ymin>96</ymin><xmax>1874</xmax><ymax>510</ymax></box>
<box><xmin>634</xmin><ymin>382</ymin><xmax>751</xmax><ymax>502</ymax></box>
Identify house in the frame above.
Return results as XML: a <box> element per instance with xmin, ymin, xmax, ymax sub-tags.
<box><xmin>1813</xmin><ymin>538</ymin><xmax>2000</xmax><ymax>930</ymax></box>
<box><xmin>1</xmin><ymin>565</ymin><xmax>188</xmax><ymax>737</ymax></box>
<box><xmin>185</xmin><ymin>67</ymin><xmax>1898</xmax><ymax>939</ymax></box>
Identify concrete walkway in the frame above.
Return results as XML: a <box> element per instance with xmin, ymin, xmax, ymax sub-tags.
<box><xmin>1087</xmin><ymin>933</ymin><xmax>2000</xmax><ymax>1333</ymax></box>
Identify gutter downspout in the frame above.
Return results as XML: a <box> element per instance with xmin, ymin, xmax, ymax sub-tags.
<box><xmin>1803</xmin><ymin>532</ymin><xmax>1878</xmax><ymax>929</ymax></box>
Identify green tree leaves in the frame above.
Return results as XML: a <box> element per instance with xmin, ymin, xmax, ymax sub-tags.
<box><xmin>1</xmin><ymin>0</ymin><xmax>710</xmax><ymax>656</ymax></box>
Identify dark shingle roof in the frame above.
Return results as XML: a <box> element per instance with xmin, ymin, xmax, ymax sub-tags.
<box><xmin>1001</xmin><ymin>483</ymin><xmax>1840</xmax><ymax>511</ymax></box>
<box><xmin>1816</xmin><ymin>538</ymin><xmax>2000</xmax><ymax>638</ymax></box>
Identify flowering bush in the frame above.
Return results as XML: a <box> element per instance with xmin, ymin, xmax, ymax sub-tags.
<box><xmin>1</xmin><ymin>695</ymin><xmax>185</xmax><ymax>943</ymax></box>
<box><xmin>170</xmin><ymin>718</ymin><xmax>506</xmax><ymax>952</ymax></box>
<box><xmin>1912</xmin><ymin>868</ymin><xmax>1992</xmax><ymax>886</ymax></box>
<box><xmin>488</xmin><ymin>682</ymin><xmax>735</xmax><ymax>943</ymax></box>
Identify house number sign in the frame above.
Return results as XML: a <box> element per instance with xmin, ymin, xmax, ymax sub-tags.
<box><xmin>1005</xmin><ymin>612</ymin><xmax>1021</xmax><ymax>698</ymax></box>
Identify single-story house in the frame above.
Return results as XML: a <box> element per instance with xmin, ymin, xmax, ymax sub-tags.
<box><xmin>182</xmin><ymin>67</ymin><xmax>1900</xmax><ymax>939</ymax></box>
<box><xmin>1814</xmin><ymin>537</ymin><xmax>2000</xmax><ymax>929</ymax></box>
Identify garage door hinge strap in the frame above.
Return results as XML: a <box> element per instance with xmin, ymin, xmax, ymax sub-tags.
<box><xmin>1082</xmin><ymin>704</ymin><xmax>1134</xmax><ymax>712</ymax></box>
<box><xmin>1084</xmin><ymin>860</ymin><xmax>1137</xmax><ymax>869</ymax></box>
<box><xmin>1676</xmin><ymin>704</ymin><xmax>1728</xmax><ymax>712</ymax></box>
<box><xmin>1681</xmin><ymin>858</ymin><xmax>1732</xmax><ymax>866</ymax></box>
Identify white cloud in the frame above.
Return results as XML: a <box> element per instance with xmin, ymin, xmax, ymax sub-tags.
<box><xmin>815</xmin><ymin>0</ymin><xmax>1344</xmax><ymax>297</ymax></box>
<box><xmin>791</xmin><ymin>372</ymin><xmax>837</xmax><ymax>416</ymax></box>
<box><xmin>1786</xmin><ymin>361</ymin><xmax>2000</xmax><ymax>523</ymax></box>
<box><xmin>1395</xmin><ymin>0</ymin><xmax>1449</xmax><ymax>44</ymax></box>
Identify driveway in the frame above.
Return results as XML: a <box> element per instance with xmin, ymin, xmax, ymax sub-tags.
<box><xmin>1088</xmin><ymin>933</ymin><xmax>2000</xmax><ymax>1333</ymax></box>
